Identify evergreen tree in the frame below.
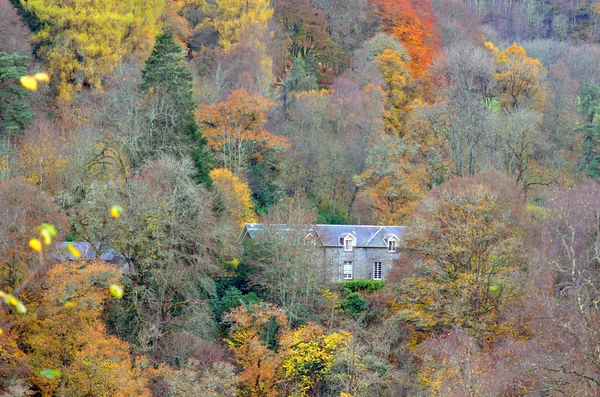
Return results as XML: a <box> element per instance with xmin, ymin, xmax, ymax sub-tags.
<box><xmin>0</xmin><ymin>52</ymin><xmax>32</xmax><ymax>137</ymax></box>
<box><xmin>578</xmin><ymin>84</ymin><xmax>600</xmax><ymax>178</ymax></box>
<box><xmin>141</xmin><ymin>31</ymin><xmax>212</xmax><ymax>187</ymax></box>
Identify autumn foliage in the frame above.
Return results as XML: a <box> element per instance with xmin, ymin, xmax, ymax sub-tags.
<box><xmin>210</xmin><ymin>168</ymin><xmax>256</xmax><ymax>228</ymax></box>
<box><xmin>23</xmin><ymin>262</ymin><xmax>151</xmax><ymax>396</ymax></box>
<box><xmin>196</xmin><ymin>88</ymin><xmax>289</xmax><ymax>176</ymax></box>
<box><xmin>224</xmin><ymin>303</ymin><xmax>351</xmax><ymax>397</ymax></box>
<box><xmin>371</xmin><ymin>0</ymin><xmax>441</xmax><ymax>76</ymax></box>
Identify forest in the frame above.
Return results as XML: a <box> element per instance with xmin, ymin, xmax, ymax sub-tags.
<box><xmin>1</xmin><ymin>0</ymin><xmax>600</xmax><ymax>395</ymax></box>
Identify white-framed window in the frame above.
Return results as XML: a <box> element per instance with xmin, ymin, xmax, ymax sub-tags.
<box><xmin>388</xmin><ymin>239</ymin><xmax>396</xmax><ymax>252</ymax></box>
<box><xmin>343</xmin><ymin>261</ymin><xmax>353</xmax><ymax>279</ymax></box>
<box><xmin>344</xmin><ymin>238</ymin><xmax>353</xmax><ymax>251</ymax></box>
<box><xmin>373</xmin><ymin>262</ymin><xmax>382</xmax><ymax>280</ymax></box>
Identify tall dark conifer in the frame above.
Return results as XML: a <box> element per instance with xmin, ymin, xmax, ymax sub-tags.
<box><xmin>0</xmin><ymin>52</ymin><xmax>32</xmax><ymax>137</ymax></box>
<box><xmin>141</xmin><ymin>31</ymin><xmax>212</xmax><ymax>187</ymax></box>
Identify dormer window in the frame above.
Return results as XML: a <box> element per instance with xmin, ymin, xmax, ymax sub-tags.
<box><xmin>388</xmin><ymin>239</ymin><xmax>396</xmax><ymax>252</ymax></box>
<box><xmin>305</xmin><ymin>232</ymin><xmax>317</xmax><ymax>246</ymax></box>
<box><xmin>345</xmin><ymin>239</ymin><xmax>353</xmax><ymax>251</ymax></box>
<box><xmin>341</xmin><ymin>234</ymin><xmax>356</xmax><ymax>251</ymax></box>
<box><xmin>384</xmin><ymin>233</ymin><xmax>399</xmax><ymax>252</ymax></box>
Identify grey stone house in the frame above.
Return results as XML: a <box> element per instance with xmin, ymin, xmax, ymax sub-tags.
<box><xmin>239</xmin><ymin>224</ymin><xmax>403</xmax><ymax>281</ymax></box>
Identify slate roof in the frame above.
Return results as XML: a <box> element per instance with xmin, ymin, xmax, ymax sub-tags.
<box><xmin>53</xmin><ymin>242</ymin><xmax>125</xmax><ymax>264</ymax></box>
<box><xmin>240</xmin><ymin>224</ymin><xmax>404</xmax><ymax>247</ymax></box>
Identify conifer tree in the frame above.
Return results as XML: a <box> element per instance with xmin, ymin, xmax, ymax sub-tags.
<box><xmin>0</xmin><ymin>52</ymin><xmax>32</xmax><ymax>137</ymax></box>
<box><xmin>141</xmin><ymin>31</ymin><xmax>212</xmax><ymax>186</ymax></box>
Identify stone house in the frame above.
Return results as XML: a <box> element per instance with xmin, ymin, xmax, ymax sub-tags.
<box><xmin>239</xmin><ymin>223</ymin><xmax>403</xmax><ymax>281</ymax></box>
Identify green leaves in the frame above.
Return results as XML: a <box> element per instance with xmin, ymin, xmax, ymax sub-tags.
<box><xmin>41</xmin><ymin>369</ymin><xmax>62</xmax><ymax>379</ymax></box>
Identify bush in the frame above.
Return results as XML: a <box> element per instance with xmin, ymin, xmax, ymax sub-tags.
<box><xmin>217</xmin><ymin>287</ymin><xmax>261</xmax><ymax>316</ymax></box>
<box><xmin>340</xmin><ymin>292</ymin><xmax>368</xmax><ymax>314</ymax></box>
<box><xmin>341</xmin><ymin>280</ymin><xmax>385</xmax><ymax>293</ymax></box>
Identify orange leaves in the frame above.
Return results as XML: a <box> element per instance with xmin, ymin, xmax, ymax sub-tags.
<box><xmin>225</xmin><ymin>303</ymin><xmax>351</xmax><ymax>397</ymax></box>
<box><xmin>196</xmin><ymin>89</ymin><xmax>289</xmax><ymax>175</ymax></box>
<box><xmin>225</xmin><ymin>303</ymin><xmax>287</xmax><ymax>397</ymax></box>
<box><xmin>371</xmin><ymin>0</ymin><xmax>441</xmax><ymax>77</ymax></box>
<box><xmin>24</xmin><ymin>262</ymin><xmax>151</xmax><ymax>396</ymax></box>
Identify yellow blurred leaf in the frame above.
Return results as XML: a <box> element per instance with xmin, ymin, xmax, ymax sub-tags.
<box><xmin>15</xmin><ymin>302</ymin><xmax>27</xmax><ymax>314</ymax></box>
<box><xmin>110</xmin><ymin>205</ymin><xmax>123</xmax><ymax>219</ymax></box>
<box><xmin>29</xmin><ymin>238</ymin><xmax>42</xmax><ymax>252</ymax></box>
<box><xmin>20</xmin><ymin>75</ymin><xmax>38</xmax><ymax>91</ymax></box>
<box><xmin>109</xmin><ymin>284</ymin><xmax>124</xmax><ymax>298</ymax></box>
<box><xmin>34</xmin><ymin>72</ymin><xmax>50</xmax><ymax>83</ymax></box>
<box><xmin>40</xmin><ymin>228</ymin><xmax>52</xmax><ymax>245</ymax></box>
<box><xmin>64</xmin><ymin>301</ymin><xmax>77</xmax><ymax>309</ymax></box>
<box><xmin>66</xmin><ymin>243</ymin><xmax>81</xmax><ymax>259</ymax></box>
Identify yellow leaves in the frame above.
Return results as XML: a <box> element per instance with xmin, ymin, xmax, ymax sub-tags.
<box><xmin>20</xmin><ymin>75</ymin><xmax>38</xmax><ymax>91</ymax></box>
<box><xmin>109</xmin><ymin>284</ymin><xmax>124</xmax><ymax>298</ymax></box>
<box><xmin>490</xmin><ymin>42</ymin><xmax>546</xmax><ymax>110</ymax></box>
<box><xmin>64</xmin><ymin>301</ymin><xmax>77</xmax><ymax>309</ymax></box>
<box><xmin>280</xmin><ymin>323</ymin><xmax>351</xmax><ymax>396</ymax></box>
<box><xmin>34</xmin><ymin>72</ymin><xmax>50</xmax><ymax>83</ymax></box>
<box><xmin>24</xmin><ymin>0</ymin><xmax>163</xmax><ymax>101</ymax></box>
<box><xmin>66</xmin><ymin>243</ymin><xmax>81</xmax><ymax>258</ymax></box>
<box><xmin>484</xmin><ymin>41</ymin><xmax>499</xmax><ymax>54</ymax></box>
<box><xmin>110</xmin><ymin>205</ymin><xmax>123</xmax><ymax>219</ymax></box>
<box><xmin>37</xmin><ymin>223</ymin><xmax>57</xmax><ymax>245</ymax></box>
<box><xmin>19</xmin><ymin>72</ymin><xmax>51</xmax><ymax>91</ymax></box>
<box><xmin>29</xmin><ymin>223</ymin><xmax>57</xmax><ymax>253</ymax></box>
<box><xmin>29</xmin><ymin>238</ymin><xmax>43</xmax><ymax>252</ymax></box>
<box><xmin>205</xmin><ymin>0</ymin><xmax>274</xmax><ymax>49</ymax></box>
<box><xmin>226</xmin><ymin>304</ymin><xmax>351</xmax><ymax>397</ymax></box>
<box><xmin>210</xmin><ymin>168</ymin><xmax>256</xmax><ymax>228</ymax></box>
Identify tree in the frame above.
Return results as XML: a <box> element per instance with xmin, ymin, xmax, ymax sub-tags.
<box><xmin>140</xmin><ymin>31</ymin><xmax>212</xmax><ymax>186</ymax></box>
<box><xmin>246</xmin><ymin>194</ymin><xmax>325</xmax><ymax>324</ymax></box>
<box><xmin>0</xmin><ymin>177</ymin><xmax>67</xmax><ymax>289</ymax></box>
<box><xmin>354</xmin><ymin>134</ymin><xmax>427</xmax><ymax>224</ymax></box>
<box><xmin>371</xmin><ymin>0</ymin><xmax>441</xmax><ymax>76</ymax></box>
<box><xmin>224</xmin><ymin>303</ymin><xmax>350</xmax><ymax>397</ymax></box>
<box><xmin>22</xmin><ymin>0</ymin><xmax>164</xmax><ymax>101</ymax></box>
<box><xmin>524</xmin><ymin>184</ymin><xmax>600</xmax><ymax>394</ymax></box>
<box><xmin>224</xmin><ymin>303</ymin><xmax>287</xmax><ymax>397</ymax></box>
<box><xmin>24</xmin><ymin>262</ymin><xmax>152</xmax><ymax>396</ymax></box>
<box><xmin>203</xmin><ymin>0</ymin><xmax>274</xmax><ymax>50</ymax></box>
<box><xmin>280</xmin><ymin>323</ymin><xmax>351</xmax><ymax>397</ymax></box>
<box><xmin>392</xmin><ymin>171</ymin><xmax>529</xmax><ymax>336</ymax></box>
<box><xmin>489</xmin><ymin>42</ymin><xmax>547</xmax><ymax>110</ymax></box>
<box><xmin>272</xmin><ymin>0</ymin><xmax>338</xmax><ymax>73</ymax></box>
<box><xmin>375</xmin><ymin>48</ymin><xmax>413</xmax><ymax>135</ymax></box>
<box><xmin>72</xmin><ymin>156</ymin><xmax>223</xmax><ymax>361</ymax></box>
<box><xmin>0</xmin><ymin>52</ymin><xmax>32</xmax><ymax>137</ymax></box>
<box><xmin>196</xmin><ymin>88</ymin><xmax>288</xmax><ymax>176</ymax></box>
<box><xmin>578</xmin><ymin>84</ymin><xmax>600</xmax><ymax>177</ymax></box>
<box><xmin>210</xmin><ymin>168</ymin><xmax>256</xmax><ymax>228</ymax></box>
<box><xmin>16</xmin><ymin>120</ymin><xmax>71</xmax><ymax>194</ymax></box>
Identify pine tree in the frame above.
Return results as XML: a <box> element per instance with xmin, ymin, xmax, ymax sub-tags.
<box><xmin>0</xmin><ymin>52</ymin><xmax>32</xmax><ymax>137</ymax></box>
<box><xmin>141</xmin><ymin>31</ymin><xmax>212</xmax><ymax>187</ymax></box>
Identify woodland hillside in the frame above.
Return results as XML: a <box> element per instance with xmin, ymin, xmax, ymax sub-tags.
<box><xmin>1</xmin><ymin>0</ymin><xmax>600</xmax><ymax>395</ymax></box>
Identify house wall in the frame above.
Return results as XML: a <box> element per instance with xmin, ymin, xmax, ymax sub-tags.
<box><xmin>323</xmin><ymin>246</ymin><xmax>401</xmax><ymax>281</ymax></box>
